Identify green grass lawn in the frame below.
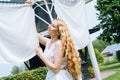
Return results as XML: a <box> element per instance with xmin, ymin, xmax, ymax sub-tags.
<box><xmin>104</xmin><ymin>71</ymin><xmax>120</xmax><ymax>80</ymax></box>
<box><xmin>100</xmin><ymin>63</ymin><xmax>120</xmax><ymax>72</ymax></box>
<box><xmin>99</xmin><ymin>63</ymin><xmax>120</xmax><ymax>80</ymax></box>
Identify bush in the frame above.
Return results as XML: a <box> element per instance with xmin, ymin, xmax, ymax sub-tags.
<box><xmin>88</xmin><ymin>66</ymin><xmax>95</xmax><ymax>78</ymax></box>
<box><xmin>101</xmin><ymin>58</ymin><xmax>119</xmax><ymax>66</ymax></box>
<box><xmin>94</xmin><ymin>49</ymin><xmax>104</xmax><ymax>63</ymax></box>
<box><xmin>100</xmin><ymin>63</ymin><xmax>120</xmax><ymax>72</ymax></box>
<box><xmin>88</xmin><ymin>48</ymin><xmax>104</xmax><ymax>66</ymax></box>
<box><xmin>116</xmin><ymin>50</ymin><xmax>120</xmax><ymax>62</ymax></box>
<box><xmin>0</xmin><ymin>67</ymin><xmax>47</xmax><ymax>80</ymax></box>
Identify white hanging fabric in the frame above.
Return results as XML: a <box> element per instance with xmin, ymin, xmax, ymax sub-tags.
<box><xmin>53</xmin><ymin>0</ymin><xmax>89</xmax><ymax>49</ymax></box>
<box><xmin>0</xmin><ymin>4</ymin><xmax>38</xmax><ymax>64</ymax></box>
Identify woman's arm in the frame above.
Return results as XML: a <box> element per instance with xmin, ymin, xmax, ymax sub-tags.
<box><xmin>36</xmin><ymin>41</ymin><xmax>63</xmax><ymax>73</ymax></box>
<box><xmin>38</xmin><ymin>34</ymin><xmax>50</xmax><ymax>46</ymax></box>
<box><xmin>25</xmin><ymin>0</ymin><xmax>32</xmax><ymax>4</ymax></box>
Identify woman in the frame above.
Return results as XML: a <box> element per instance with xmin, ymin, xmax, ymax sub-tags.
<box><xmin>36</xmin><ymin>19</ymin><xmax>82</xmax><ymax>80</ymax></box>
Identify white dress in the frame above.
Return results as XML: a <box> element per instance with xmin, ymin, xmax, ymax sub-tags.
<box><xmin>44</xmin><ymin>40</ymin><xmax>82</xmax><ymax>80</ymax></box>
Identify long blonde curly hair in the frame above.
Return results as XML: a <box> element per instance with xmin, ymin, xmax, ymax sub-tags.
<box><xmin>56</xmin><ymin>19</ymin><xmax>81</xmax><ymax>79</ymax></box>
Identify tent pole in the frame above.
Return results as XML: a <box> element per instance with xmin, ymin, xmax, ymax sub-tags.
<box><xmin>35</xmin><ymin>14</ymin><xmax>50</xmax><ymax>25</ymax></box>
<box><xmin>44</xmin><ymin>0</ymin><xmax>53</xmax><ymax>22</ymax></box>
<box><xmin>35</xmin><ymin>2</ymin><xmax>49</xmax><ymax>14</ymax></box>
<box><xmin>87</xmin><ymin>39</ymin><xmax>102</xmax><ymax>80</ymax></box>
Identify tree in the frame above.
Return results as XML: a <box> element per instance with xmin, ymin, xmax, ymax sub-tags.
<box><xmin>11</xmin><ymin>66</ymin><xmax>22</xmax><ymax>75</ymax></box>
<box><xmin>116</xmin><ymin>50</ymin><xmax>120</xmax><ymax>62</ymax></box>
<box><xmin>11</xmin><ymin>65</ymin><xmax>27</xmax><ymax>75</ymax></box>
<box><xmin>95</xmin><ymin>0</ymin><xmax>120</xmax><ymax>43</ymax></box>
<box><xmin>93</xmin><ymin>39</ymin><xmax>109</xmax><ymax>52</ymax></box>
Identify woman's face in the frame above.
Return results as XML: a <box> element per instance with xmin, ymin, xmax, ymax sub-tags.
<box><xmin>47</xmin><ymin>20</ymin><xmax>59</xmax><ymax>36</ymax></box>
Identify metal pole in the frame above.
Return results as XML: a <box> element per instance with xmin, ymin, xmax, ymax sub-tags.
<box><xmin>44</xmin><ymin>0</ymin><xmax>53</xmax><ymax>22</ymax></box>
<box><xmin>35</xmin><ymin>14</ymin><xmax>50</xmax><ymax>25</ymax></box>
<box><xmin>87</xmin><ymin>38</ymin><xmax>102</xmax><ymax>80</ymax></box>
<box><xmin>35</xmin><ymin>2</ymin><xmax>49</xmax><ymax>14</ymax></box>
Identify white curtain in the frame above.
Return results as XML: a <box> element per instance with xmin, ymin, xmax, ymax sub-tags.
<box><xmin>0</xmin><ymin>4</ymin><xmax>38</xmax><ymax>64</ymax></box>
<box><xmin>53</xmin><ymin>0</ymin><xmax>89</xmax><ymax>49</ymax></box>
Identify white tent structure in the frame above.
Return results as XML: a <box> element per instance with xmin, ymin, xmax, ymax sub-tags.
<box><xmin>35</xmin><ymin>1</ymin><xmax>102</xmax><ymax>79</ymax></box>
<box><xmin>0</xmin><ymin>0</ymin><xmax>102</xmax><ymax>80</ymax></box>
<box><xmin>102</xmin><ymin>43</ymin><xmax>120</xmax><ymax>56</ymax></box>
<box><xmin>0</xmin><ymin>3</ymin><xmax>38</xmax><ymax>64</ymax></box>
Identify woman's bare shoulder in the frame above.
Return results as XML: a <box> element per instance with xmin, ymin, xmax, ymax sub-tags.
<box><xmin>55</xmin><ymin>40</ymin><xmax>62</xmax><ymax>46</ymax></box>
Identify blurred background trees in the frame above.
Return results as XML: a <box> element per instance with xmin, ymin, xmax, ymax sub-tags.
<box><xmin>95</xmin><ymin>0</ymin><xmax>120</xmax><ymax>43</ymax></box>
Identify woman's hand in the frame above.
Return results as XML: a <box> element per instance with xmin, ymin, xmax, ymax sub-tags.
<box><xmin>25</xmin><ymin>0</ymin><xmax>32</xmax><ymax>4</ymax></box>
<box><xmin>36</xmin><ymin>46</ymin><xmax>43</xmax><ymax>56</ymax></box>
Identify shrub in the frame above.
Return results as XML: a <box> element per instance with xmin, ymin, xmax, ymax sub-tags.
<box><xmin>88</xmin><ymin>48</ymin><xmax>104</xmax><ymax>66</ymax></box>
<box><xmin>102</xmin><ymin>58</ymin><xmax>119</xmax><ymax>66</ymax></box>
<box><xmin>94</xmin><ymin>49</ymin><xmax>104</xmax><ymax>63</ymax></box>
<box><xmin>0</xmin><ymin>67</ymin><xmax>47</xmax><ymax>80</ymax></box>
<box><xmin>88</xmin><ymin>66</ymin><xmax>95</xmax><ymax>78</ymax></box>
<box><xmin>116</xmin><ymin>50</ymin><xmax>120</xmax><ymax>62</ymax></box>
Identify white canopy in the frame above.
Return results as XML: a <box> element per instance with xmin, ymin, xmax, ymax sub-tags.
<box><xmin>0</xmin><ymin>4</ymin><xmax>38</xmax><ymax>64</ymax></box>
<box><xmin>53</xmin><ymin>0</ymin><xmax>89</xmax><ymax>49</ymax></box>
<box><xmin>0</xmin><ymin>0</ymin><xmax>89</xmax><ymax>63</ymax></box>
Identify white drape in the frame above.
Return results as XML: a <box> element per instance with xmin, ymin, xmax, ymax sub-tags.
<box><xmin>53</xmin><ymin>0</ymin><xmax>89</xmax><ymax>49</ymax></box>
<box><xmin>0</xmin><ymin>4</ymin><xmax>38</xmax><ymax>64</ymax></box>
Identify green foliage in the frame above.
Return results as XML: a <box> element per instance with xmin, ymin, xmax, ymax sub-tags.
<box><xmin>0</xmin><ymin>67</ymin><xmax>47</xmax><ymax>80</ymax></box>
<box><xmin>88</xmin><ymin>66</ymin><xmax>95</xmax><ymax>78</ymax></box>
<box><xmin>102</xmin><ymin>58</ymin><xmax>119</xmax><ymax>66</ymax></box>
<box><xmin>116</xmin><ymin>50</ymin><xmax>120</xmax><ymax>62</ymax></box>
<box><xmin>93</xmin><ymin>39</ymin><xmax>109</xmax><ymax>52</ymax></box>
<box><xmin>100</xmin><ymin>63</ymin><xmax>120</xmax><ymax>72</ymax></box>
<box><xmin>87</xmin><ymin>50</ymin><xmax>104</xmax><ymax>78</ymax></box>
<box><xmin>88</xmin><ymin>48</ymin><xmax>104</xmax><ymax>66</ymax></box>
<box><xmin>94</xmin><ymin>48</ymin><xmax>104</xmax><ymax>63</ymax></box>
<box><xmin>11</xmin><ymin>66</ymin><xmax>23</xmax><ymax>75</ymax></box>
<box><xmin>95</xmin><ymin>0</ymin><xmax>120</xmax><ymax>43</ymax></box>
<box><xmin>104</xmin><ymin>70</ymin><xmax>120</xmax><ymax>80</ymax></box>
